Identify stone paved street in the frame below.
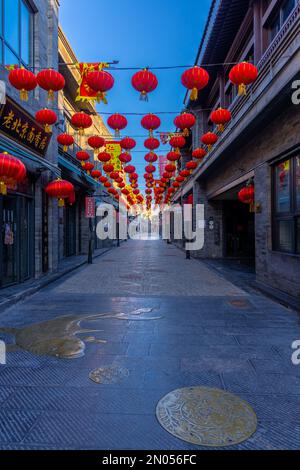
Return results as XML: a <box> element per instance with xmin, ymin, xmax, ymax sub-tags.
<box><xmin>0</xmin><ymin>240</ymin><xmax>300</xmax><ymax>450</ymax></box>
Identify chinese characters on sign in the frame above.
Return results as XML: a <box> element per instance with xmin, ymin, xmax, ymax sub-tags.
<box><xmin>0</xmin><ymin>97</ymin><xmax>51</xmax><ymax>157</ymax></box>
<box><xmin>85</xmin><ymin>197</ymin><xmax>95</xmax><ymax>218</ymax></box>
<box><xmin>105</xmin><ymin>141</ymin><xmax>122</xmax><ymax>172</ymax></box>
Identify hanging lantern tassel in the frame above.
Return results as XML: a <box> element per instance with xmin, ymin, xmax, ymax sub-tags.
<box><xmin>44</xmin><ymin>124</ymin><xmax>52</xmax><ymax>133</ymax></box>
<box><xmin>58</xmin><ymin>198</ymin><xmax>65</xmax><ymax>207</ymax></box>
<box><xmin>97</xmin><ymin>92</ymin><xmax>108</xmax><ymax>104</ymax></box>
<box><xmin>115</xmin><ymin>129</ymin><xmax>120</xmax><ymax>138</ymax></box>
<box><xmin>63</xmin><ymin>145</ymin><xmax>67</xmax><ymax>152</ymax></box>
<box><xmin>208</xmin><ymin>145</ymin><xmax>212</xmax><ymax>152</ymax></box>
<box><xmin>183</xmin><ymin>128</ymin><xmax>189</xmax><ymax>137</ymax></box>
<box><xmin>140</xmin><ymin>91</ymin><xmax>148</xmax><ymax>102</ymax></box>
<box><xmin>47</xmin><ymin>90</ymin><xmax>55</xmax><ymax>101</ymax></box>
<box><xmin>217</xmin><ymin>124</ymin><xmax>224</xmax><ymax>132</ymax></box>
<box><xmin>20</xmin><ymin>89</ymin><xmax>29</xmax><ymax>101</ymax></box>
<box><xmin>238</xmin><ymin>83</ymin><xmax>247</xmax><ymax>96</ymax></box>
<box><xmin>190</xmin><ymin>87</ymin><xmax>198</xmax><ymax>101</ymax></box>
<box><xmin>0</xmin><ymin>181</ymin><xmax>7</xmax><ymax>195</ymax></box>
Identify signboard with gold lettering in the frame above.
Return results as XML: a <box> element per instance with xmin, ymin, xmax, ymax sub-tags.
<box><xmin>105</xmin><ymin>141</ymin><xmax>122</xmax><ymax>172</ymax></box>
<box><xmin>0</xmin><ymin>97</ymin><xmax>52</xmax><ymax>157</ymax></box>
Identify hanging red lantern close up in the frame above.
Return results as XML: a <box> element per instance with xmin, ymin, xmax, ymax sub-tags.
<box><xmin>141</xmin><ymin>114</ymin><xmax>161</xmax><ymax>137</ymax></box>
<box><xmin>145</xmin><ymin>164</ymin><xmax>155</xmax><ymax>174</ymax></box>
<box><xmin>85</xmin><ymin>70</ymin><xmax>114</xmax><ymax>103</ymax></box>
<box><xmin>201</xmin><ymin>132</ymin><xmax>218</xmax><ymax>151</ymax></box>
<box><xmin>186</xmin><ymin>160</ymin><xmax>198</xmax><ymax>171</ymax></box>
<box><xmin>0</xmin><ymin>152</ymin><xmax>26</xmax><ymax>195</ymax></box>
<box><xmin>145</xmin><ymin>152</ymin><xmax>158</xmax><ymax>163</ymax></box>
<box><xmin>124</xmin><ymin>165</ymin><xmax>136</xmax><ymax>174</ymax></box>
<box><xmin>99</xmin><ymin>175</ymin><xmax>108</xmax><ymax>184</ymax></box>
<box><xmin>83</xmin><ymin>162</ymin><xmax>95</xmax><ymax>175</ymax></box>
<box><xmin>169</xmin><ymin>135</ymin><xmax>186</xmax><ymax>153</ymax></box>
<box><xmin>71</xmin><ymin>112</ymin><xmax>93</xmax><ymax>135</ymax></box>
<box><xmin>88</xmin><ymin>136</ymin><xmax>105</xmax><ymax>152</ymax></box>
<box><xmin>181</xmin><ymin>66</ymin><xmax>209</xmax><ymax>101</ymax></box>
<box><xmin>174</xmin><ymin>112</ymin><xmax>196</xmax><ymax>136</ymax></box>
<box><xmin>8</xmin><ymin>68</ymin><xmax>37</xmax><ymax>101</ymax></box>
<box><xmin>229</xmin><ymin>62</ymin><xmax>258</xmax><ymax>95</ymax></box>
<box><xmin>180</xmin><ymin>169</ymin><xmax>190</xmax><ymax>178</ymax></box>
<box><xmin>210</xmin><ymin>108</ymin><xmax>232</xmax><ymax>132</ymax></box>
<box><xmin>165</xmin><ymin>163</ymin><xmax>176</xmax><ymax>173</ymax></box>
<box><xmin>103</xmin><ymin>163</ymin><xmax>114</xmax><ymax>173</ymax></box>
<box><xmin>91</xmin><ymin>170</ymin><xmax>102</xmax><ymax>180</ymax></box>
<box><xmin>97</xmin><ymin>151</ymin><xmax>111</xmax><ymax>163</ymax></box>
<box><xmin>36</xmin><ymin>69</ymin><xmax>65</xmax><ymax>100</ymax></box>
<box><xmin>76</xmin><ymin>151</ymin><xmax>90</xmax><ymax>166</ymax></box>
<box><xmin>57</xmin><ymin>133</ymin><xmax>74</xmax><ymax>152</ymax></box>
<box><xmin>35</xmin><ymin>108</ymin><xmax>57</xmax><ymax>133</ymax></box>
<box><xmin>119</xmin><ymin>152</ymin><xmax>132</xmax><ymax>163</ymax></box>
<box><xmin>192</xmin><ymin>148</ymin><xmax>207</xmax><ymax>160</ymax></box>
<box><xmin>144</xmin><ymin>137</ymin><xmax>160</xmax><ymax>151</ymax></box>
<box><xmin>120</xmin><ymin>137</ymin><xmax>136</xmax><ymax>151</ymax></box>
<box><xmin>167</xmin><ymin>151</ymin><xmax>180</xmax><ymax>162</ymax></box>
<box><xmin>132</xmin><ymin>69</ymin><xmax>158</xmax><ymax>101</ymax></box>
<box><xmin>238</xmin><ymin>184</ymin><xmax>255</xmax><ymax>205</ymax></box>
<box><xmin>45</xmin><ymin>179</ymin><xmax>74</xmax><ymax>207</ymax></box>
<box><xmin>107</xmin><ymin>113</ymin><xmax>127</xmax><ymax>137</ymax></box>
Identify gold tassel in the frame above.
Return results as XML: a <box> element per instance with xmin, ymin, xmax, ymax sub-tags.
<box><xmin>238</xmin><ymin>83</ymin><xmax>247</xmax><ymax>96</ymax></box>
<box><xmin>183</xmin><ymin>128</ymin><xmax>189</xmax><ymax>137</ymax></box>
<box><xmin>58</xmin><ymin>198</ymin><xmax>65</xmax><ymax>207</ymax></box>
<box><xmin>97</xmin><ymin>92</ymin><xmax>108</xmax><ymax>104</ymax></box>
<box><xmin>63</xmin><ymin>145</ymin><xmax>67</xmax><ymax>152</ymax></box>
<box><xmin>208</xmin><ymin>145</ymin><xmax>212</xmax><ymax>152</ymax></box>
<box><xmin>20</xmin><ymin>89</ymin><xmax>29</xmax><ymax>101</ymax></box>
<box><xmin>218</xmin><ymin>124</ymin><xmax>224</xmax><ymax>132</ymax></box>
<box><xmin>47</xmin><ymin>90</ymin><xmax>55</xmax><ymax>101</ymax></box>
<box><xmin>45</xmin><ymin>124</ymin><xmax>51</xmax><ymax>133</ymax></box>
<box><xmin>79</xmin><ymin>128</ymin><xmax>84</xmax><ymax>136</ymax></box>
<box><xmin>0</xmin><ymin>181</ymin><xmax>7</xmax><ymax>195</ymax></box>
<box><xmin>140</xmin><ymin>91</ymin><xmax>148</xmax><ymax>101</ymax></box>
<box><xmin>190</xmin><ymin>87</ymin><xmax>198</xmax><ymax>101</ymax></box>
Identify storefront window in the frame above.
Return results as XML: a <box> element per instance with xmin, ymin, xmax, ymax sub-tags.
<box><xmin>268</xmin><ymin>0</ymin><xmax>296</xmax><ymax>44</ymax></box>
<box><xmin>273</xmin><ymin>156</ymin><xmax>300</xmax><ymax>254</ymax></box>
<box><xmin>1</xmin><ymin>0</ymin><xmax>33</xmax><ymax>67</ymax></box>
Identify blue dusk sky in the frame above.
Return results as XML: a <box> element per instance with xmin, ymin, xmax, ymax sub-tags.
<box><xmin>59</xmin><ymin>0</ymin><xmax>212</xmax><ymax>188</ymax></box>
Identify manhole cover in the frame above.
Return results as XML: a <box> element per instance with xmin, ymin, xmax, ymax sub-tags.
<box><xmin>89</xmin><ymin>366</ymin><xmax>129</xmax><ymax>384</ymax></box>
<box><xmin>156</xmin><ymin>387</ymin><xmax>257</xmax><ymax>447</ymax></box>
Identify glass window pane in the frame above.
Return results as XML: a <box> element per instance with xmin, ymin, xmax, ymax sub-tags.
<box><xmin>275</xmin><ymin>160</ymin><xmax>291</xmax><ymax>212</ymax></box>
<box><xmin>20</xmin><ymin>0</ymin><xmax>30</xmax><ymax>64</ymax></box>
<box><xmin>270</xmin><ymin>14</ymin><xmax>280</xmax><ymax>42</ymax></box>
<box><xmin>282</xmin><ymin>0</ymin><xmax>295</xmax><ymax>23</ymax></box>
<box><xmin>4</xmin><ymin>45</ymin><xmax>18</xmax><ymax>66</ymax></box>
<box><xmin>277</xmin><ymin>219</ymin><xmax>293</xmax><ymax>252</ymax></box>
<box><xmin>4</xmin><ymin>0</ymin><xmax>19</xmax><ymax>54</ymax></box>
<box><xmin>296</xmin><ymin>156</ymin><xmax>300</xmax><ymax>210</ymax></box>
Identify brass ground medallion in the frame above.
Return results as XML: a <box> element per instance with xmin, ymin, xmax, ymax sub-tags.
<box><xmin>156</xmin><ymin>387</ymin><xmax>257</xmax><ymax>447</ymax></box>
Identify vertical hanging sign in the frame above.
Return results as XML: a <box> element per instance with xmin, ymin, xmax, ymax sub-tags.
<box><xmin>85</xmin><ymin>197</ymin><xmax>95</xmax><ymax>218</ymax></box>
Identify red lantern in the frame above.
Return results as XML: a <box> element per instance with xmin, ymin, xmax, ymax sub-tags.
<box><xmin>76</xmin><ymin>151</ymin><xmax>90</xmax><ymax>166</ymax></box>
<box><xmin>145</xmin><ymin>152</ymin><xmax>158</xmax><ymax>163</ymax></box>
<box><xmin>167</xmin><ymin>151</ymin><xmax>180</xmax><ymax>162</ymax></box>
<box><xmin>36</xmin><ymin>69</ymin><xmax>65</xmax><ymax>100</ymax></box>
<box><xmin>173</xmin><ymin>181</ymin><xmax>180</xmax><ymax>188</ymax></box>
<box><xmin>229</xmin><ymin>62</ymin><xmax>258</xmax><ymax>95</ymax></box>
<box><xmin>122</xmin><ymin>188</ymin><xmax>130</xmax><ymax>196</ymax></box>
<box><xmin>238</xmin><ymin>184</ymin><xmax>255</xmax><ymax>207</ymax></box>
<box><xmin>83</xmin><ymin>162</ymin><xmax>95</xmax><ymax>175</ymax></box>
<box><xmin>35</xmin><ymin>108</ymin><xmax>57</xmax><ymax>133</ymax></box>
<box><xmin>141</xmin><ymin>114</ymin><xmax>161</xmax><ymax>137</ymax></box>
<box><xmin>130</xmin><ymin>173</ymin><xmax>139</xmax><ymax>181</ymax></box>
<box><xmin>103</xmin><ymin>163</ymin><xmax>114</xmax><ymax>173</ymax></box>
<box><xmin>192</xmin><ymin>148</ymin><xmax>207</xmax><ymax>160</ymax></box>
<box><xmin>120</xmin><ymin>137</ymin><xmax>136</xmax><ymax>151</ymax></box>
<box><xmin>165</xmin><ymin>163</ymin><xmax>176</xmax><ymax>173</ymax></box>
<box><xmin>174</xmin><ymin>112</ymin><xmax>196</xmax><ymax>136</ymax></box>
<box><xmin>176</xmin><ymin>176</ymin><xmax>185</xmax><ymax>183</ymax></box>
<box><xmin>145</xmin><ymin>164</ymin><xmax>155</xmax><ymax>174</ymax></box>
<box><xmin>201</xmin><ymin>132</ymin><xmax>218</xmax><ymax>151</ymax></box>
<box><xmin>88</xmin><ymin>136</ymin><xmax>105</xmax><ymax>152</ymax></box>
<box><xmin>144</xmin><ymin>137</ymin><xmax>160</xmax><ymax>151</ymax></box>
<box><xmin>119</xmin><ymin>152</ymin><xmax>132</xmax><ymax>163</ymax></box>
<box><xmin>91</xmin><ymin>170</ymin><xmax>102</xmax><ymax>180</ymax></box>
<box><xmin>104</xmin><ymin>181</ymin><xmax>112</xmax><ymax>188</ymax></box>
<box><xmin>0</xmin><ymin>152</ymin><xmax>26</xmax><ymax>195</ymax></box>
<box><xmin>180</xmin><ymin>169</ymin><xmax>190</xmax><ymax>178</ymax></box>
<box><xmin>124</xmin><ymin>165</ymin><xmax>136</xmax><ymax>174</ymax></box>
<box><xmin>68</xmin><ymin>190</ymin><xmax>76</xmax><ymax>206</ymax></box>
<box><xmin>99</xmin><ymin>175</ymin><xmax>108</xmax><ymax>184</ymax></box>
<box><xmin>131</xmin><ymin>69</ymin><xmax>158</xmax><ymax>101</ymax></box>
<box><xmin>210</xmin><ymin>108</ymin><xmax>232</xmax><ymax>132</ymax></box>
<box><xmin>85</xmin><ymin>70</ymin><xmax>114</xmax><ymax>103</ymax></box>
<box><xmin>97</xmin><ymin>151</ymin><xmax>111</xmax><ymax>163</ymax></box>
<box><xmin>107</xmin><ymin>113</ymin><xmax>127</xmax><ymax>137</ymax></box>
<box><xmin>169</xmin><ymin>135</ymin><xmax>186</xmax><ymax>153</ymax></box>
<box><xmin>186</xmin><ymin>160</ymin><xmax>198</xmax><ymax>171</ymax></box>
<box><xmin>71</xmin><ymin>112</ymin><xmax>93</xmax><ymax>135</ymax></box>
<box><xmin>181</xmin><ymin>66</ymin><xmax>209</xmax><ymax>101</ymax></box>
<box><xmin>57</xmin><ymin>133</ymin><xmax>74</xmax><ymax>152</ymax></box>
<box><xmin>45</xmin><ymin>179</ymin><xmax>74</xmax><ymax>207</ymax></box>
<box><xmin>8</xmin><ymin>68</ymin><xmax>37</xmax><ymax>101</ymax></box>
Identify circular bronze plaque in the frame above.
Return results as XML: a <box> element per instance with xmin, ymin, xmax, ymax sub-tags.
<box><xmin>156</xmin><ymin>387</ymin><xmax>257</xmax><ymax>447</ymax></box>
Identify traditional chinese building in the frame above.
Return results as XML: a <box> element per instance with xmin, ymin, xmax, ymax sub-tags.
<box><xmin>0</xmin><ymin>0</ymin><xmax>60</xmax><ymax>288</ymax></box>
<box><xmin>172</xmin><ymin>0</ymin><xmax>300</xmax><ymax>306</ymax></box>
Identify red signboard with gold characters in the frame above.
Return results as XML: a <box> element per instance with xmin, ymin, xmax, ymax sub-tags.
<box><xmin>76</xmin><ymin>62</ymin><xmax>109</xmax><ymax>102</ymax></box>
<box><xmin>0</xmin><ymin>97</ymin><xmax>51</xmax><ymax>157</ymax></box>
